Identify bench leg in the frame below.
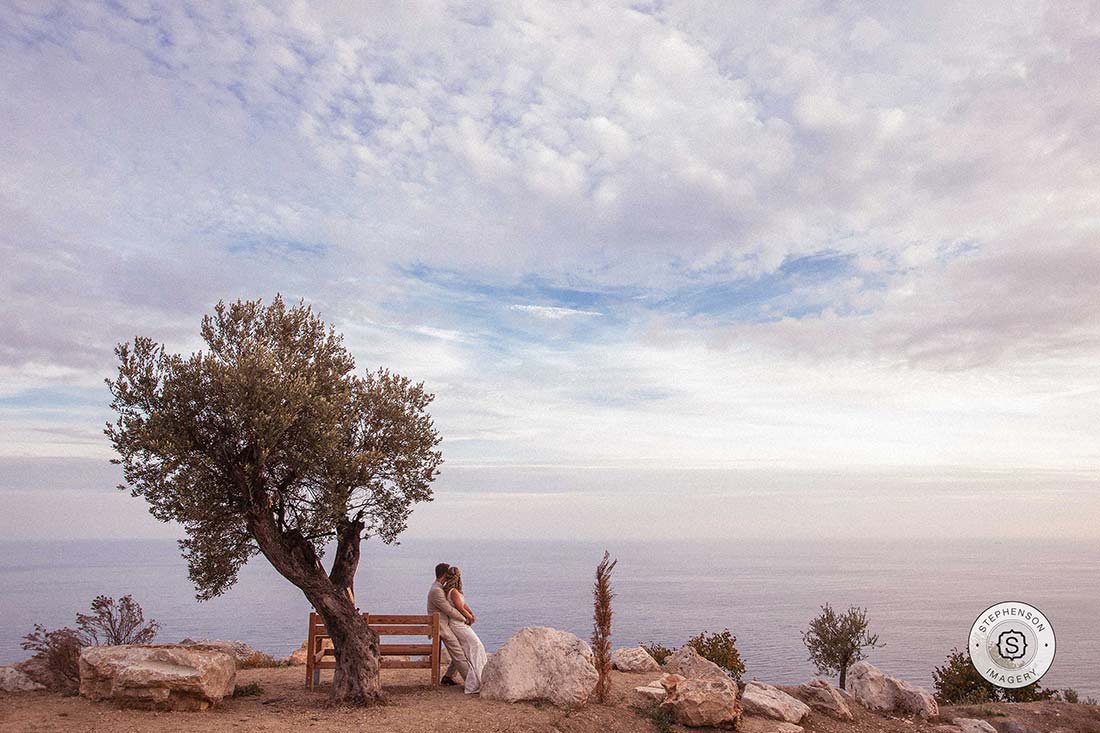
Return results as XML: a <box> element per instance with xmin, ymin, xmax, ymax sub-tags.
<box><xmin>313</xmin><ymin>668</ymin><xmax>321</xmax><ymax>688</ymax></box>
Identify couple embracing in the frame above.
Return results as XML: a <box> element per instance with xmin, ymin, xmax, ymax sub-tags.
<box><xmin>426</xmin><ymin>562</ymin><xmax>488</xmax><ymax>693</ymax></box>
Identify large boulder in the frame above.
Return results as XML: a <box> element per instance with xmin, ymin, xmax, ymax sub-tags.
<box><xmin>612</xmin><ymin>646</ymin><xmax>660</xmax><ymax>672</ymax></box>
<box><xmin>847</xmin><ymin>661</ymin><xmax>938</xmax><ymax>718</ymax></box>
<box><xmin>954</xmin><ymin>719</ymin><xmax>997</xmax><ymax>733</ymax></box>
<box><xmin>480</xmin><ymin>627</ymin><xmax>598</xmax><ymax>707</ymax></box>
<box><xmin>741</xmin><ymin>681</ymin><xmax>810</xmax><ymax>723</ymax></box>
<box><xmin>660</xmin><ymin>675</ymin><xmax>741</xmax><ymax>729</ymax></box>
<box><xmin>179</xmin><ymin>638</ymin><xmax>264</xmax><ymax>666</ymax></box>
<box><xmin>663</xmin><ymin>645</ymin><xmax>729</xmax><ymax>681</ymax></box>
<box><xmin>79</xmin><ymin>644</ymin><xmax>236</xmax><ymax>711</ymax></box>
<box><xmin>794</xmin><ymin>679</ymin><xmax>853</xmax><ymax>721</ymax></box>
<box><xmin>0</xmin><ymin>666</ymin><xmax>46</xmax><ymax>692</ymax></box>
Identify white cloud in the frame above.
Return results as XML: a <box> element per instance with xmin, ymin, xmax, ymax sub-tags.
<box><xmin>1</xmin><ymin>0</ymin><xmax>1099</xmax><ymax>538</ymax></box>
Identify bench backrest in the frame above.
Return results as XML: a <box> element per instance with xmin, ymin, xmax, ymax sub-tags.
<box><xmin>305</xmin><ymin>611</ymin><xmax>441</xmax><ymax>689</ymax></box>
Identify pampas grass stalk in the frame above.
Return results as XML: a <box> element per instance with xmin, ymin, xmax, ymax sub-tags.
<box><xmin>592</xmin><ymin>550</ymin><xmax>617</xmax><ymax>704</ymax></box>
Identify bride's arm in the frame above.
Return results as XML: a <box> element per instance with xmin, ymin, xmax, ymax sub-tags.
<box><xmin>448</xmin><ymin>589</ymin><xmax>476</xmax><ymax>624</ymax></box>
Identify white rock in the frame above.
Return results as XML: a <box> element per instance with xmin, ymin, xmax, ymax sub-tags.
<box><xmin>179</xmin><ymin>638</ymin><xmax>263</xmax><ymax>665</ymax></box>
<box><xmin>635</xmin><ymin>684</ymin><xmax>667</xmax><ymax>701</ymax></box>
<box><xmin>741</xmin><ymin>681</ymin><xmax>811</xmax><ymax>723</ymax></box>
<box><xmin>0</xmin><ymin>666</ymin><xmax>46</xmax><ymax>692</ymax></box>
<box><xmin>663</xmin><ymin>645</ymin><xmax>729</xmax><ymax>681</ymax></box>
<box><xmin>738</xmin><ymin>718</ymin><xmax>805</xmax><ymax>733</ymax></box>
<box><xmin>79</xmin><ymin>644</ymin><xmax>236</xmax><ymax>711</ymax></box>
<box><xmin>847</xmin><ymin>661</ymin><xmax>939</xmax><ymax>718</ymax></box>
<box><xmin>479</xmin><ymin>627</ymin><xmax>598</xmax><ymax>707</ymax></box>
<box><xmin>660</xmin><ymin>675</ymin><xmax>742</xmax><ymax>729</ymax></box>
<box><xmin>612</xmin><ymin>646</ymin><xmax>661</xmax><ymax>672</ymax></box>
<box><xmin>795</xmin><ymin>678</ymin><xmax>853</xmax><ymax>721</ymax></box>
<box><xmin>954</xmin><ymin>718</ymin><xmax>998</xmax><ymax>733</ymax></box>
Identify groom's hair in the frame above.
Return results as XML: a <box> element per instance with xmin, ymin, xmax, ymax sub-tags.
<box><xmin>435</xmin><ymin>563</ymin><xmax>450</xmax><ymax>579</ymax></box>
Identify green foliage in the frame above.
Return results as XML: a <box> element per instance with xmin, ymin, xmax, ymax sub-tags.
<box><xmin>233</xmin><ymin>682</ymin><xmax>265</xmax><ymax>697</ymax></box>
<box><xmin>592</xmin><ymin>551</ymin><xmax>617</xmax><ymax>704</ymax></box>
<box><xmin>642</xmin><ymin>643</ymin><xmax>674</xmax><ymax>665</ymax></box>
<box><xmin>105</xmin><ymin>296</ymin><xmax>443</xmax><ymax>601</ymax></box>
<box><xmin>802</xmin><ymin>603</ymin><xmax>882</xmax><ymax>688</ymax></box>
<box><xmin>75</xmin><ymin>595</ymin><xmax>159</xmax><ymax>646</ymax></box>
<box><xmin>688</xmin><ymin>629</ymin><xmax>745</xmax><ymax>682</ymax></box>
<box><xmin>1061</xmin><ymin>688</ymin><xmax>1080</xmax><ymax>704</ymax></box>
<box><xmin>932</xmin><ymin>647</ymin><xmax>1056</xmax><ymax>704</ymax></box>
<box><xmin>632</xmin><ymin>704</ymin><xmax>674</xmax><ymax>733</ymax></box>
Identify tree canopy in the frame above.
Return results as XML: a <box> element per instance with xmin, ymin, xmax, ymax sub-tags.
<box><xmin>105</xmin><ymin>295</ymin><xmax>443</xmax><ymax>601</ymax></box>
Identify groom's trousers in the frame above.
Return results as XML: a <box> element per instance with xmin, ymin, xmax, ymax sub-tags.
<box><xmin>439</xmin><ymin>627</ymin><xmax>470</xmax><ymax>681</ymax></box>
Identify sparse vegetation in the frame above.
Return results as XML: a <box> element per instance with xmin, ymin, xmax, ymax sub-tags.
<box><xmin>75</xmin><ymin>594</ymin><xmax>160</xmax><ymax>646</ymax></box>
<box><xmin>688</xmin><ymin>629</ymin><xmax>745</xmax><ymax>682</ymax></box>
<box><xmin>592</xmin><ymin>551</ymin><xmax>617</xmax><ymax>704</ymax></box>
<box><xmin>233</xmin><ymin>682</ymin><xmax>265</xmax><ymax>697</ymax></box>
<box><xmin>21</xmin><ymin>594</ymin><xmax>159</xmax><ymax>692</ymax></box>
<box><xmin>632</xmin><ymin>703</ymin><xmax>674</xmax><ymax>733</ymax></box>
<box><xmin>802</xmin><ymin>603</ymin><xmax>882</xmax><ymax>689</ymax></box>
<box><xmin>239</xmin><ymin>651</ymin><xmax>284</xmax><ymax>669</ymax></box>
<box><xmin>20</xmin><ymin>625</ymin><xmax>83</xmax><ymax>692</ymax></box>
<box><xmin>932</xmin><ymin>647</ymin><xmax>1056</xmax><ymax>703</ymax></box>
<box><xmin>641</xmin><ymin>642</ymin><xmax>674</xmax><ymax>665</ymax></box>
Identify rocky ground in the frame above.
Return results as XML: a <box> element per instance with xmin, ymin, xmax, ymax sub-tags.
<box><xmin>2</xmin><ymin>666</ymin><xmax>1098</xmax><ymax>733</ymax></box>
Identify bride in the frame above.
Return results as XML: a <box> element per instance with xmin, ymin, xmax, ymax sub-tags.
<box><xmin>441</xmin><ymin>566</ymin><xmax>487</xmax><ymax>694</ymax></box>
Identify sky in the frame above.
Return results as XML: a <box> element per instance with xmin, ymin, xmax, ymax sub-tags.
<box><xmin>1</xmin><ymin>1</ymin><xmax>1098</xmax><ymax>542</ymax></box>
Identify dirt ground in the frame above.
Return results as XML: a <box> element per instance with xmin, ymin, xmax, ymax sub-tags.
<box><xmin>2</xmin><ymin>666</ymin><xmax>1098</xmax><ymax>733</ymax></box>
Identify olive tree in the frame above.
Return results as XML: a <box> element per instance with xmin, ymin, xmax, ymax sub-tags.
<box><xmin>802</xmin><ymin>603</ymin><xmax>882</xmax><ymax>689</ymax></box>
<box><xmin>106</xmin><ymin>296</ymin><xmax>443</xmax><ymax>704</ymax></box>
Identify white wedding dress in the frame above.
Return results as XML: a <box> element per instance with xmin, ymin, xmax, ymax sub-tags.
<box><xmin>448</xmin><ymin>603</ymin><xmax>487</xmax><ymax>693</ymax></box>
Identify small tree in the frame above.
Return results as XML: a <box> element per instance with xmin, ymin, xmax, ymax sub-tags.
<box><xmin>76</xmin><ymin>595</ymin><xmax>159</xmax><ymax>646</ymax></box>
<box><xmin>592</xmin><ymin>551</ymin><xmax>617</xmax><ymax>703</ymax></box>
<box><xmin>802</xmin><ymin>603</ymin><xmax>882</xmax><ymax>689</ymax></box>
<box><xmin>106</xmin><ymin>296</ymin><xmax>443</xmax><ymax>704</ymax></box>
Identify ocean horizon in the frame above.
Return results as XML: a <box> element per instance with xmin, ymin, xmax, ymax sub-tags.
<box><xmin>2</xmin><ymin>536</ymin><xmax>1097</xmax><ymax>698</ymax></box>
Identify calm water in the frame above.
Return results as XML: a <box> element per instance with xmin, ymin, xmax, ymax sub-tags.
<box><xmin>1</xmin><ymin>538</ymin><xmax>1097</xmax><ymax>697</ymax></box>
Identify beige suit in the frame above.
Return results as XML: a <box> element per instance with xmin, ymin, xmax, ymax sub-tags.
<box><xmin>428</xmin><ymin>581</ymin><xmax>469</xmax><ymax>681</ymax></box>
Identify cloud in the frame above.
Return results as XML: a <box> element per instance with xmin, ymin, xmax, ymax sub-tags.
<box><xmin>1</xmin><ymin>1</ymin><xmax>1099</xmax><ymax>538</ymax></box>
<box><xmin>508</xmin><ymin>304</ymin><xmax>602</xmax><ymax>320</ymax></box>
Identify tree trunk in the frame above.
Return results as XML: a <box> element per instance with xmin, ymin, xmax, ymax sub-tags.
<box><xmin>246</xmin><ymin>506</ymin><xmax>382</xmax><ymax>704</ymax></box>
<box><xmin>309</xmin><ymin>583</ymin><xmax>383</xmax><ymax>705</ymax></box>
<box><xmin>839</xmin><ymin>663</ymin><xmax>847</xmax><ymax>690</ymax></box>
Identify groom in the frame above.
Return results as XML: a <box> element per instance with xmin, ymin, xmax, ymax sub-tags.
<box><xmin>427</xmin><ymin>562</ymin><xmax>470</xmax><ymax>686</ymax></box>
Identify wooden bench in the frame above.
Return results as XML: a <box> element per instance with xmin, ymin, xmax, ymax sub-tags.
<box><xmin>305</xmin><ymin>612</ymin><xmax>441</xmax><ymax>689</ymax></box>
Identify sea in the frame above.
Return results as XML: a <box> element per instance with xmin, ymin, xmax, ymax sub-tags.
<box><xmin>1</xmin><ymin>538</ymin><xmax>1097</xmax><ymax>697</ymax></box>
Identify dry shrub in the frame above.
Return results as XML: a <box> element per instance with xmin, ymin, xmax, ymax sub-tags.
<box><xmin>20</xmin><ymin>625</ymin><xmax>84</xmax><ymax>692</ymax></box>
<box><xmin>239</xmin><ymin>651</ymin><xmax>283</xmax><ymax>669</ymax></box>
<box><xmin>641</xmin><ymin>643</ymin><xmax>674</xmax><ymax>665</ymax></box>
<box><xmin>592</xmin><ymin>550</ymin><xmax>617</xmax><ymax>704</ymax></box>
<box><xmin>21</xmin><ymin>594</ymin><xmax>159</xmax><ymax>692</ymax></box>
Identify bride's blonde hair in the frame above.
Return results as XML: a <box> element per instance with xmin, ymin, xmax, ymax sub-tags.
<box><xmin>442</xmin><ymin>565</ymin><xmax>463</xmax><ymax>593</ymax></box>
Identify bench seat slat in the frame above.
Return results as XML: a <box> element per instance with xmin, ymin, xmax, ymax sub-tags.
<box><xmin>369</xmin><ymin>624</ymin><xmax>433</xmax><ymax>635</ymax></box>
<box><xmin>367</xmin><ymin>614</ymin><xmax>431</xmax><ymax>624</ymax></box>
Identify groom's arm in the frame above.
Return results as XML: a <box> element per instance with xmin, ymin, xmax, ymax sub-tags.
<box><xmin>430</xmin><ymin>585</ymin><xmax>467</xmax><ymax>624</ymax></box>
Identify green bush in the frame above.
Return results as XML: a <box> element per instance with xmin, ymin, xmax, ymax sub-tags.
<box><xmin>233</xmin><ymin>682</ymin><xmax>264</xmax><ymax>697</ymax></box>
<box><xmin>642</xmin><ymin>642</ymin><xmax>674</xmax><ymax>665</ymax></box>
<box><xmin>933</xmin><ymin>647</ymin><xmax>1056</xmax><ymax>704</ymax></box>
<box><xmin>688</xmin><ymin>629</ymin><xmax>745</xmax><ymax>683</ymax></box>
